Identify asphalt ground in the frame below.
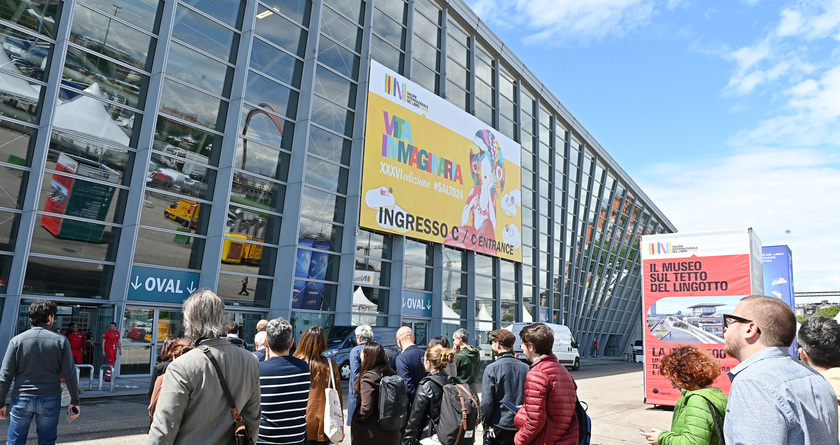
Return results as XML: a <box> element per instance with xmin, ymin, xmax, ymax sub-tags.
<box><xmin>0</xmin><ymin>357</ymin><xmax>672</xmax><ymax>444</ymax></box>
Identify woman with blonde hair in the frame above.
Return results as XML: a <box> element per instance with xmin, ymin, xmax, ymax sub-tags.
<box><xmin>294</xmin><ymin>326</ymin><xmax>343</xmax><ymax>445</ymax></box>
<box><xmin>640</xmin><ymin>345</ymin><xmax>727</xmax><ymax>445</ymax></box>
<box><xmin>402</xmin><ymin>345</ymin><xmax>459</xmax><ymax>445</ymax></box>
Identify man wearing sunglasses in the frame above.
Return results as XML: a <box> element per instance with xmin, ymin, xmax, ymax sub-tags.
<box><xmin>723</xmin><ymin>295</ymin><xmax>838</xmax><ymax>445</ymax></box>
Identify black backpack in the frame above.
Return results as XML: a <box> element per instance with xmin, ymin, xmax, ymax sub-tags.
<box><xmin>575</xmin><ymin>398</ymin><xmax>591</xmax><ymax>445</ymax></box>
<box><xmin>368</xmin><ymin>371</ymin><xmax>408</xmax><ymax>431</ymax></box>
<box><xmin>427</xmin><ymin>375</ymin><xmax>479</xmax><ymax>445</ymax></box>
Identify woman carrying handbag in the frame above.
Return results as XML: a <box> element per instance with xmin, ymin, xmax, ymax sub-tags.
<box><xmin>295</xmin><ymin>326</ymin><xmax>344</xmax><ymax>445</ymax></box>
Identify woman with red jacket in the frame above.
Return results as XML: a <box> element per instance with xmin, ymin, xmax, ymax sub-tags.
<box><xmin>514</xmin><ymin>323</ymin><xmax>579</xmax><ymax>445</ymax></box>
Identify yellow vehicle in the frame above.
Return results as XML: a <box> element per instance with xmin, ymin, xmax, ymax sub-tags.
<box><xmin>164</xmin><ymin>198</ymin><xmax>199</xmax><ymax>229</ymax></box>
<box><xmin>222</xmin><ymin>232</ymin><xmax>264</xmax><ymax>265</ymax></box>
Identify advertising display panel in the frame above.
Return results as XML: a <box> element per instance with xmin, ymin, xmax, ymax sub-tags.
<box><xmin>640</xmin><ymin>228</ymin><xmax>763</xmax><ymax>406</ymax></box>
<box><xmin>361</xmin><ymin>61</ymin><xmax>522</xmax><ymax>262</ymax></box>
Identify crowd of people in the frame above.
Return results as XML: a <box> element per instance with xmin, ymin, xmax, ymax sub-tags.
<box><xmin>2</xmin><ymin>293</ymin><xmax>840</xmax><ymax>445</ymax></box>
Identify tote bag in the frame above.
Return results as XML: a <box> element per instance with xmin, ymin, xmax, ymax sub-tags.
<box><xmin>324</xmin><ymin>359</ymin><xmax>345</xmax><ymax>443</ymax></box>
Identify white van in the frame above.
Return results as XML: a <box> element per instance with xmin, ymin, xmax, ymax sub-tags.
<box><xmin>506</xmin><ymin>322</ymin><xmax>580</xmax><ymax>370</ymax></box>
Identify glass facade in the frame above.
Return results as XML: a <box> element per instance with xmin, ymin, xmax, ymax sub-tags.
<box><xmin>0</xmin><ymin>0</ymin><xmax>674</xmax><ymax>372</ymax></box>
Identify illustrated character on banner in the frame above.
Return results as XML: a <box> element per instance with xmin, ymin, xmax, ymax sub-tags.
<box><xmin>446</xmin><ymin>129</ymin><xmax>505</xmax><ymax>256</ymax></box>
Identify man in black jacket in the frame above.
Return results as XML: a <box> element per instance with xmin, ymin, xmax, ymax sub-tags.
<box><xmin>0</xmin><ymin>300</ymin><xmax>81</xmax><ymax>444</ymax></box>
<box><xmin>481</xmin><ymin>329</ymin><xmax>529</xmax><ymax>445</ymax></box>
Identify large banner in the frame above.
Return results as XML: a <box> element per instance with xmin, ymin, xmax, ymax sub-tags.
<box><xmin>640</xmin><ymin>228</ymin><xmax>763</xmax><ymax>406</ymax></box>
<box><xmin>361</xmin><ymin>61</ymin><xmax>522</xmax><ymax>262</ymax></box>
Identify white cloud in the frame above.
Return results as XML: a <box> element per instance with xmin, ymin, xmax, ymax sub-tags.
<box><xmin>466</xmin><ymin>0</ymin><xmax>669</xmax><ymax>44</ymax></box>
<box><xmin>639</xmin><ymin>148</ymin><xmax>840</xmax><ymax>292</ymax></box>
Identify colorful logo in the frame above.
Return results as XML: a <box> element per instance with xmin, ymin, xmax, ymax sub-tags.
<box><xmin>385</xmin><ymin>74</ymin><xmax>407</xmax><ymax>101</ymax></box>
<box><xmin>648</xmin><ymin>242</ymin><xmax>671</xmax><ymax>255</ymax></box>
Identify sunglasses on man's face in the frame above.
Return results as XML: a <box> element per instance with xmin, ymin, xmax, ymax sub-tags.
<box><xmin>723</xmin><ymin>314</ymin><xmax>761</xmax><ymax>334</ymax></box>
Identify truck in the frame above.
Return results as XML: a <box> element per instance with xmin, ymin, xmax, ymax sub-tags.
<box><xmin>164</xmin><ymin>198</ymin><xmax>200</xmax><ymax>229</ymax></box>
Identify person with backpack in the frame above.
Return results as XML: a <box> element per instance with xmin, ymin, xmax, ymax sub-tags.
<box><xmin>514</xmin><ymin>323</ymin><xmax>579</xmax><ymax>445</ymax></box>
<box><xmin>352</xmin><ymin>341</ymin><xmax>402</xmax><ymax>445</ymax></box>
<box><xmin>294</xmin><ymin>326</ymin><xmax>344</xmax><ymax>445</ymax></box>
<box><xmin>481</xmin><ymin>329</ymin><xmax>529</xmax><ymax>445</ymax></box>
<box><xmin>403</xmin><ymin>345</ymin><xmax>478</xmax><ymax>445</ymax></box>
<box><xmin>640</xmin><ymin>346</ymin><xmax>727</xmax><ymax>445</ymax></box>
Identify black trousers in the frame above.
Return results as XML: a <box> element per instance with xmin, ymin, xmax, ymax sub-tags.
<box><xmin>484</xmin><ymin>426</ymin><xmax>516</xmax><ymax>445</ymax></box>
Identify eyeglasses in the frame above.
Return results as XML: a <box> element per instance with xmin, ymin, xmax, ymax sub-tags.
<box><xmin>723</xmin><ymin>314</ymin><xmax>761</xmax><ymax>334</ymax></box>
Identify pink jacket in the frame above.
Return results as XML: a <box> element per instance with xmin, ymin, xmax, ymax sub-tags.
<box><xmin>514</xmin><ymin>354</ymin><xmax>579</xmax><ymax>445</ymax></box>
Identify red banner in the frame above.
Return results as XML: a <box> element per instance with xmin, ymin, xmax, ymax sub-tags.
<box><xmin>642</xmin><ymin>254</ymin><xmax>752</xmax><ymax>297</ymax></box>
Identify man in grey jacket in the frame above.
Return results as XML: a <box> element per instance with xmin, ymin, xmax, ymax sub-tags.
<box><xmin>481</xmin><ymin>329</ymin><xmax>529</xmax><ymax>445</ymax></box>
<box><xmin>148</xmin><ymin>290</ymin><xmax>260</xmax><ymax>444</ymax></box>
<box><xmin>0</xmin><ymin>299</ymin><xmax>80</xmax><ymax>445</ymax></box>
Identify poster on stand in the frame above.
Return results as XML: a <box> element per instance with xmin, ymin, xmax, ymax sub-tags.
<box><xmin>361</xmin><ymin>61</ymin><xmax>522</xmax><ymax>262</ymax></box>
<box><xmin>640</xmin><ymin>228</ymin><xmax>763</xmax><ymax>406</ymax></box>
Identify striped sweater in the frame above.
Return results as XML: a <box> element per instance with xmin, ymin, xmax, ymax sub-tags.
<box><xmin>258</xmin><ymin>355</ymin><xmax>311</xmax><ymax>445</ymax></box>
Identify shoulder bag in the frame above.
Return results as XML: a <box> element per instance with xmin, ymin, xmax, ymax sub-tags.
<box><xmin>324</xmin><ymin>359</ymin><xmax>345</xmax><ymax>443</ymax></box>
<box><xmin>200</xmin><ymin>346</ymin><xmax>253</xmax><ymax>445</ymax></box>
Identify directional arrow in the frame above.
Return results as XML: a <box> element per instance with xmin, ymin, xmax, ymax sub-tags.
<box><xmin>131</xmin><ymin>276</ymin><xmax>142</xmax><ymax>290</ymax></box>
<box><xmin>187</xmin><ymin>281</ymin><xmax>196</xmax><ymax>293</ymax></box>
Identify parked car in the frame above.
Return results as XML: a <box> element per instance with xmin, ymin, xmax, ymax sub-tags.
<box><xmin>322</xmin><ymin>325</ymin><xmax>401</xmax><ymax>379</ymax></box>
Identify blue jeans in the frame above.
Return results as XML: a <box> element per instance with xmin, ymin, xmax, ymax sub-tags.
<box><xmin>7</xmin><ymin>396</ymin><xmax>61</xmax><ymax>445</ymax></box>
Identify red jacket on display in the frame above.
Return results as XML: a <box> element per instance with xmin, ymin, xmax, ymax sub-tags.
<box><xmin>513</xmin><ymin>354</ymin><xmax>579</xmax><ymax>445</ymax></box>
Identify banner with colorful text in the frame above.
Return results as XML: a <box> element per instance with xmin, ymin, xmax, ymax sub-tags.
<box><xmin>361</xmin><ymin>61</ymin><xmax>522</xmax><ymax>262</ymax></box>
<box><xmin>640</xmin><ymin>228</ymin><xmax>763</xmax><ymax>405</ymax></box>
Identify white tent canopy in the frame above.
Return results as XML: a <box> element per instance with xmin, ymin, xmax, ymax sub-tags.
<box><xmin>52</xmin><ymin>83</ymin><xmax>130</xmax><ymax>146</ymax></box>
<box><xmin>0</xmin><ymin>48</ymin><xmax>40</xmax><ymax>101</ymax></box>
<box><xmin>351</xmin><ymin>287</ymin><xmax>377</xmax><ymax>326</ymax></box>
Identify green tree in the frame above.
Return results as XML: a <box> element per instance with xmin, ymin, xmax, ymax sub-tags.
<box><xmin>815</xmin><ymin>306</ymin><xmax>840</xmax><ymax>318</ymax></box>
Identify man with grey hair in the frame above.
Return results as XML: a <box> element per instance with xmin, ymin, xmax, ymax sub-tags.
<box><xmin>258</xmin><ymin>317</ymin><xmax>309</xmax><ymax>445</ymax></box>
<box><xmin>253</xmin><ymin>330</ymin><xmax>267</xmax><ymax>362</ymax></box>
<box><xmin>453</xmin><ymin>328</ymin><xmax>480</xmax><ymax>395</ymax></box>
<box><xmin>148</xmin><ymin>290</ymin><xmax>260</xmax><ymax>444</ymax></box>
<box><xmin>347</xmin><ymin>324</ymin><xmax>374</xmax><ymax>425</ymax></box>
<box><xmin>798</xmin><ymin>316</ymin><xmax>840</xmax><ymax>439</ymax></box>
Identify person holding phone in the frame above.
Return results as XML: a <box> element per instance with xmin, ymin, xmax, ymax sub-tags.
<box><xmin>481</xmin><ymin>329</ymin><xmax>529</xmax><ymax>445</ymax></box>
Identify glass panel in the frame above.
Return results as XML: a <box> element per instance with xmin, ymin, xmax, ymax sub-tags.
<box><xmin>404</xmin><ymin>240</ymin><xmax>432</xmax><ymax>265</ymax></box>
<box><xmin>261</xmin><ymin>0</ymin><xmax>311</xmax><ymax>27</ymax></box>
<box><xmin>308</xmin><ymin>125</ymin><xmax>350</xmax><ymax>166</ymax></box>
<box><xmin>0</xmin><ymin>210</ymin><xmax>19</xmax><ymax>250</ymax></box>
<box><xmin>226</xmin><ymin>204</ymin><xmax>281</xmax><ymax>245</ymax></box>
<box><xmin>239</xmin><ymin>105</ymin><xmax>293</xmax><ymax>156</ymax></box>
<box><xmin>219</xmin><ymin>244</ymin><xmax>278</xmax><ymax>280</ymax></box>
<box><xmin>24</xmin><ymin>256</ymin><xmax>112</xmax><ymax>298</ymax></box>
<box><xmin>71</xmin><ymin>3</ymin><xmax>155</xmax><ymax>70</ymax></box>
<box><xmin>244</xmin><ymin>71</ymin><xmax>298</xmax><ymax>119</ymax></box>
<box><xmin>254</xmin><ymin>5</ymin><xmax>308</xmax><ymax>57</ymax></box>
<box><xmin>354</xmin><ymin>258</ymin><xmax>390</xmax><ymax>287</ymax></box>
<box><xmin>446</xmin><ymin>41</ymin><xmax>468</xmax><ymax>65</ymax></box>
<box><xmin>501</xmin><ymin>301</ymin><xmax>516</xmax><ymax>323</ymax></box>
<box><xmin>147</xmin><ymin>149</ymin><xmax>213</xmax><ymax>199</ymax></box>
<box><xmin>413</xmin><ymin>15</ymin><xmax>440</xmax><ymax>46</ymax></box>
<box><xmin>230</xmin><ymin>170</ymin><xmax>286</xmax><ymax>213</ymax></box>
<box><xmin>123</xmin><ymin>307</ymin><xmax>154</xmax><ymax>344</ymax></box>
<box><xmin>373</xmin><ymin>8</ymin><xmax>405</xmax><ymax>48</ymax></box>
<box><xmin>404</xmin><ymin>264</ymin><xmax>432</xmax><ymax>291</ymax></box>
<box><xmin>442</xmin><ymin>295</ymin><xmax>464</xmax><ymax>318</ymax></box>
<box><xmin>445</xmin><ymin>82</ymin><xmax>467</xmax><ymax>110</ymax></box>
<box><xmin>166</xmin><ymin>41</ymin><xmax>230</xmax><ymax>94</ymax></box>
<box><xmin>447</xmin><ymin>62</ymin><xmax>468</xmax><ymax>90</ymax></box>
<box><xmin>63</xmin><ymin>48</ymin><xmax>147</xmax><ymax>109</ymax></box>
<box><xmin>31</xmin><ymin>214</ymin><xmax>119</xmax><ymax>260</ymax></box>
<box><xmin>411</xmin><ymin>62</ymin><xmax>438</xmax><ymax>94</ymax></box>
<box><xmin>134</xmin><ymin>227</ymin><xmax>204</xmax><ymax>269</ymax></box>
<box><xmin>314</xmin><ymin>65</ymin><xmax>356</xmax><ymax>108</ymax></box>
<box><xmin>356</xmin><ymin>230</ymin><xmax>392</xmax><ymax>260</ymax></box>
<box><xmin>1</xmin><ymin>0</ymin><xmax>61</xmax><ymax>37</ymax></box>
<box><xmin>476</xmin><ymin>299</ymin><xmax>495</xmax><ymax>344</ymax></box>
<box><xmin>310</xmin><ymin>95</ymin><xmax>354</xmax><ymax>137</ymax></box>
<box><xmin>120</xmin><ymin>344</ymin><xmax>152</xmax><ymax>375</ymax></box>
<box><xmin>217</xmin><ymin>272</ymin><xmax>271</xmax><ymax>307</ymax></box>
<box><xmin>38</xmin><ymin>170</ymin><xmax>123</xmax><ymax>224</ymax></box>
<box><xmin>0</xmin><ymin>155</ymin><xmax>28</xmax><ymax>209</ymax></box>
<box><xmin>412</xmin><ymin>38</ymin><xmax>439</xmax><ymax>71</ymax></box>
<box><xmin>250</xmin><ymin>38</ymin><xmax>303</xmax><ymax>87</ymax></box>
<box><xmin>298</xmin><ymin>218</ymin><xmax>342</xmax><ymax>252</ymax></box>
<box><xmin>172</xmin><ymin>5</ymin><xmax>237</xmax><ymax>62</ymax></box>
<box><xmin>301</xmin><ymin>186</ymin><xmax>345</xmax><ymax>223</ymax></box>
<box><xmin>325</xmin><ymin>0</ymin><xmax>364</xmax><ymax>25</ymax></box>
<box><xmin>154</xmin><ymin>116</ymin><xmax>221</xmax><ymax>166</ymax></box>
<box><xmin>0</xmin><ymin>253</ymin><xmax>10</xmax><ymax>292</ymax></box>
<box><xmin>475</xmin><ymin>254</ymin><xmax>494</xmax><ymax>276</ymax></box>
<box><xmin>180</xmin><ymin>0</ymin><xmax>242</xmax><ymax>28</ymax></box>
<box><xmin>351</xmin><ymin>287</ymin><xmax>389</xmax><ymax>323</ymax></box>
<box><xmin>474</xmin><ymin>277</ymin><xmax>493</xmax><ymax>300</ymax></box>
<box><xmin>159</xmin><ymin>78</ymin><xmax>226</xmax><ymax>132</ymax></box>
<box><xmin>317</xmin><ymin>37</ymin><xmax>359</xmax><ymax>79</ymax></box>
<box><xmin>235</xmin><ymin>135</ymin><xmax>290</xmax><ymax>181</ymax></box>
<box><xmin>292</xmin><ymin>281</ymin><xmax>338</xmax><ymax>311</ymax></box>
<box><xmin>442</xmin><ymin>247</ymin><xmax>465</xmax><ymax>271</ymax></box>
<box><xmin>442</xmin><ymin>270</ymin><xmax>466</xmax><ymax>296</ymax></box>
<box><xmin>304</xmin><ymin>155</ymin><xmax>348</xmax><ymax>194</ymax></box>
<box><xmin>370</xmin><ymin>35</ymin><xmax>403</xmax><ymax>74</ymax></box>
<box><xmin>500</xmin><ymin>280</ymin><xmax>515</xmax><ymax>301</ymax></box>
<box><xmin>320</xmin><ymin>6</ymin><xmax>362</xmax><ymax>52</ymax></box>
<box><xmin>291</xmin><ymin>312</ymin><xmax>336</xmax><ymax>347</ymax></box>
<box><xmin>82</xmin><ymin>0</ymin><xmax>161</xmax><ymax>33</ymax></box>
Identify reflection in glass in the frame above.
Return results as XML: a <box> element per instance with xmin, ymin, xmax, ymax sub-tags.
<box><xmin>217</xmin><ymin>272</ymin><xmax>271</xmax><ymax>307</ymax></box>
<box><xmin>0</xmin><ymin>0</ymin><xmax>60</xmax><ymax>37</ymax></box>
<box><xmin>298</xmin><ymin>217</ymin><xmax>342</xmax><ymax>252</ymax></box>
<box><xmin>320</xmin><ymin>6</ymin><xmax>362</xmax><ymax>52</ymax></box>
<box><xmin>244</xmin><ymin>71</ymin><xmax>298</xmax><ymax>120</ymax></box>
<box><xmin>442</xmin><ymin>270</ymin><xmax>465</xmax><ymax>296</ymax></box>
<box><xmin>475</xmin><ymin>254</ymin><xmax>494</xmax><ymax>276</ymax></box>
<box><xmin>370</xmin><ymin>35</ymin><xmax>403</xmax><ymax>74</ymax></box>
<box><xmin>442</xmin><ymin>295</ymin><xmax>463</xmax><ymax>318</ymax></box>
<box><xmin>310</xmin><ymin>95</ymin><xmax>353</xmax><ymax>137</ymax></box>
<box><xmin>314</xmin><ymin>65</ymin><xmax>356</xmax><ymax>108</ymax></box>
<box><xmin>71</xmin><ymin>3</ymin><xmax>155</xmax><ymax>71</ymax></box>
<box><xmin>474</xmin><ymin>278</ymin><xmax>493</xmax><ymax>300</ymax></box>
<box><xmin>304</xmin><ymin>155</ymin><xmax>348</xmax><ymax>194</ymax></box>
<box><xmin>404</xmin><ymin>264</ymin><xmax>432</xmax><ymax>291</ymax></box>
<box><xmin>351</xmin><ymin>287</ymin><xmax>388</xmax><ymax>325</ymax></box>
<box><xmin>24</xmin><ymin>256</ymin><xmax>113</xmax><ymax>298</ymax></box>
<box><xmin>159</xmin><ymin>78</ymin><xmax>225</xmax><ymax>132</ymax></box>
<box><xmin>154</xmin><ymin>119</ymin><xmax>220</xmax><ymax>171</ymax></box>
<box><xmin>147</xmin><ymin>144</ymin><xmax>212</xmax><ymax>199</ymax></box>
<box><xmin>38</xmin><ymin>171</ymin><xmax>123</xmax><ymax>224</ymax></box>
<box><xmin>171</xmin><ymin>6</ymin><xmax>237</xmax><ymax>63</ymax></box>
<box><xmin>372</xmin><ymin>8</ymin><xmax>405</xmax><ymax>48</ymax></box>
<box><xmin>123</xmin><ymin>307</ymin><xmax>154</xmax><ymax>343</ymax></box>
<box><xmin>179</xmin><ymin>0</ymin><xmax>243</xmax><ymax>28</ymax></box>
<box><xmin>307</xmin><ymin>125</ymin><xmax>350</xmax><ymax>166</ymax></box>
<box><xmin>356</xmin><ymin>230</ymin><xmax>391</xmax><ymax>260</ymax></box>
<box><xmin>226</xmin><ymin>203</ymin><xmax>281</xmax><ymax>245</ymax></box>
<box><xmin>317</xmin><ymin>37</ymin><xmax>359</xmax><ymax>79</ymax></box>
<box><xmin>0</xmin><ymin>210</ymin><xmax>20</xmax><ymax>250</ymax></box>
<box><xmin>501</xmin><ymin>301</ymin><xmax>517</xmax><ymax>323</ymax></box>
<box><xmin>301</xmin><ymin>186</ymin><xmax>345</xmax><ymax>223</ymax></box>
<box><xmin>254</xmin><ymin>7</ymin><xmax>307</xmax><ymax>57</ymax></box>
<box><xmin>250</xmin><ymin>38</ymin><xmax>303</xmax><ymax>87</ymax></box>
<box><xmin>0</xmin><ymin>158</ymin><xmax>28</xmax><ymax>209</ymax></box>
<box><xmin>0</xmin><ymin>253</ymin><xmax>10</xmax><ymax>293</ymax></box>
<box><xmin>31</xmin><ymin>213</ymin><xmax>119</xmax><ymax>260</ymax></box>
<box><xmin>260</xmin><ymin>0</ymin><xmax>311</xmax><ymax>27</ymax></box>
<box><xmin>404</xmin><ymin>240</ymin><xmax>432</xmax><ymax>266</ymax></box>
<box><xmin>134</xmin><ymin>227</ymin><xmax>204</xmax><ymax>269</ymax></box>
<box><xmin>354</xmin><ymin>258</ymin><xmax>390</xmax><ymax>287</ymax></box>
<box><xmin>166</xmin><ymin>41</ymin><xmax>231</xmax><ymax>94</ymax></box>
<box><xmin>230</xmin><ymin>170</ymin><xmax>285</xmax><ymax>213</ymax></box>
<box><xmin>291</xmin><ymin>282</ymin><xmax>338</xmax><ymax>311</ymax></box>
<box><xmin>500</xmin><ymin>280</ymin><xmax>515</xmax><ymax>301</ymax></box>
<box><xmin>239</xmin><ymin>104</ymin><xmax>292</xmax><ymax>151</ymax></box>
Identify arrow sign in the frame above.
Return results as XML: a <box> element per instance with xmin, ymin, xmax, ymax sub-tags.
<box><xmin>128</xmin><ymin>266</ymin><xmax>201</xmax><ymax>303</ymax></box>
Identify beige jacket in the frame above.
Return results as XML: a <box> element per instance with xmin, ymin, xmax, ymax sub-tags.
<box><xmin>148</xmin><ymin>338</ymin><xmax>261</xmax><ymax>445</ymax></box>
<box><xmin>821</xmin><ymin>367</ymin><xmax>840</xmax><ymax>441</ymax></box>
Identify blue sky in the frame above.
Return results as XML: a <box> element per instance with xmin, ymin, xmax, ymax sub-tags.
<box><xmin>466</xmin><ymin>0</ymin><xmax>840</xmax><ymax>302</ymax></box>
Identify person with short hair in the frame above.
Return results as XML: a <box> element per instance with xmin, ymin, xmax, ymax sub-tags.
<box><xmin>453</xmin><ymin>328</ymin><xmax>480</xmax><ymax>395</ymax></box>
<box><xmin>224</xmin><ymin>320</ymin><xmax>247</xmax><ymax>349</ymax></box>
<box><xmin>0</xmin><ymin>300</ymin><xmax>81</xmax><ymax>445</ymax></box>
<box><xmin>640</xmin><ymin>346</ymin><xmax>727</xmax><ymax>445</ymax></box>
<box><xmin>66</xmin><ymin>322</ymin><xmax>86</xmax><ymax>364</ymax></box>
<box><xmin>148</xmin><ymin>290</ymin><xmax>261</xmax><ymax>444</ymax></box>
<box><xmin>514</xmin><ymin>323</ymin><xmax>579</xmax><ymax>445</ymax></box>
<box><xmin>347</xmin><ymin>324</ymin><xmax>374</xmax><ymax>426</ymax></box>
<box><xmin>259</xmin><ymin>317</ymin><xmax>310</xmax><ymax>445</ymax></box>
<box><xmin>102</xmin><ymin>321</ymin><xmax>121</xmax><ymax>381</ymax></box>
<box><xmin>402</xmin><ymin>345</ymin><xmax>459</xmax><ymax>445</ymax></box>
<box><xmin>253</xmin><ymin>330</ymin><xmax>268</xmax><ymax>361</ymax></box>
<box><xmin>481</xmin><ymin>329</ymin><xmax>529</xmax><ymax>445</ymax></box>
<box><xmin>395</xmin><ymin>326</ymin><xmax>427</xmax><ymax>409</ymax></box>
<box><xmin>723</xmin><ymin>295</ymin><xmax>838</xmax><ymax>444</ymax></box>
<box><xmin>352</xmin><ymin>341</ymin><xmax>400</xmax><ymax>445</ymax></box>
<box><xmin>797</xmin><ymin>315</ymin><xmax>840</xmax><ymax>440</ymax></box>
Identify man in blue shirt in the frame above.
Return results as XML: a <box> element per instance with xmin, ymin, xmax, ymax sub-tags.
<box><xmin>481</xmin><ymin>329</ymin><xmax>529</xmax><ymax>445</ymax></box>
<box><xmin>258</xmin><ymin>317</ymin><xmax>310</xmax><ymax>445</ymax></box>
<box><xmin>723</xmin><ymin>295</ymin><xmax>839</xmax><ymax>445</ymax></box>
<box><xmin>347</xmin><ymin>324</ymin><xmax>373</xmax><ymax>425</ymax></box>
